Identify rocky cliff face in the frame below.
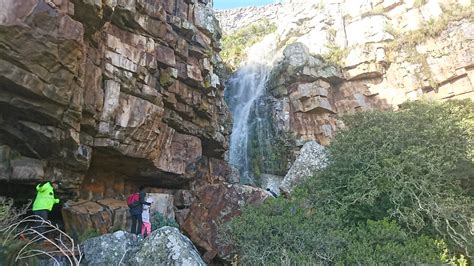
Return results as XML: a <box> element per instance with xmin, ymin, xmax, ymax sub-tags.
<box><xmin>0</xmin><ymin>1</ymin><xmax>274</xmax><ymax>262</ymax></box>
<box><xmin>0</xmin><ymin>0</ymin><xmax>231</xmax><ymax>199</ymax></box>
<box><xmin>219</xmin><ymin>0</ymin><xmax>473</xmax><ymax>150</ymax></box>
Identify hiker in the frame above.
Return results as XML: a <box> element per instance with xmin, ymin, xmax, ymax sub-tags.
<box><xmin>141</xmin><ymin>197</ymin><xmax>154</xmax><ymax>237</ymax></box>
<box><xmin>266</xmin><ymin>188</ymin><xmax>278</xmax><ymax>198</ymax></box>
<box><xmin>127</xmin><ymin>186</ymin><xmax>150</xmax><ymax>235</ymax></box>
<box><xmin>32</xmin><ymin>181</ymin><xmax>60</xmax><ymax>233</ymax></box>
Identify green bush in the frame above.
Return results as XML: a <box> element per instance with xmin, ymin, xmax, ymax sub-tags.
<box><xmin>386</xmin><ymin>3</ymin><xmax>473</xmax><ymax>57</ymax></box>
<box><xmin>220</xmin><ymin>197</ymin><xmax>346</xmax><ymax>264</ymax></box>
<box><xmin>151</xmin><ymin>212</ymin><xmax>178</xmax><ymax>231</ymax></box>
<box><xmin>322</xmin><ymin>44</ymin><xmax>349</xmax><ymax>66</ymax></box>
<box><xmin>223</xmin><ymin>100</ymin><xmax>473</xmax><ymax>264</ymax></box>
<box><xmin>0</xmin><ymin>238</ymin><xmax>38</xmax><ymax>266</ymax></box>
<box><xmin>339</xmin><ymin>219</ymin><xmax>444</xmax><ymax>265</ymax></box>
<box><xmin>306</xmin><ymin>100</ymin><xmax>473</xmax><ymax>252</ymax></box>
<box><xmin>220</xmin><ymin>19</ymin><xmax>277</xmax><ymax>71</ymax></box>
<box><xmin>0</xmin><ymin>198</ymin><xmax>38</xmax><ymax>266</ymax></box>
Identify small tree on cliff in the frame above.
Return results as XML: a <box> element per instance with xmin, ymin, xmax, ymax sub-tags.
<box><xmin>223</xmin><ymin>100</ymin><xmax>473</xmax><ymax>264</ymax></box>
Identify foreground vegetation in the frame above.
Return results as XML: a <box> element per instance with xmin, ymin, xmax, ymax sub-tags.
<box><xmin>0</xmin><ymin>199</ymin><xmax>82</xmax><ymax>265</ymax></box>
<box><xmin>222</xmin><ymin>100</ymin><xmax>473</xmax><ymax>265</ymax></box>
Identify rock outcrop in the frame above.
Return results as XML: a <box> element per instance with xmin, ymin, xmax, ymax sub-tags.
<box><xmin>182</xmin><ymin>183</ymin><xmax>268</xmax><ymax>262</ymax></box>
<box><xmin>83</xmin><ymin>230</ymin><xmax>140</xmax><ymax>265</ymax></box>
<box><xmin>61</xmin><ymin>192</ymin><xmax>176</xmax><ymax>237</ymax></box>
<box><xmin>131</xmin><ymin>226</ymin><xmax>206</xmax><ymax>265</ymax></box>
<box><xmin>267</xmin><ymin>43</ymin><xmax>347</xmax><ymax>145</ymax></box>
<box><xmin>0</xmin><ymin>0</ymin><xmax>230</xmax><ymax>198</ymax></box>
<box><xmin>0</xmin><ymin>0</ymin><xmax>260</xmax><ymax>262</ymax></box>
<box><xmin>83</xmin><ymin>228</ymin><xmax>205</xmax><ymax>265</ymax></box>
<box><xmin>279</xmin><ymin>141</ymin><xmax>326</xmax><ymax>195</ymax></box>
<box><xmin>62</xmin><ymin>198</ymin><xmax>129</xmax><ymax>237</ymax></box>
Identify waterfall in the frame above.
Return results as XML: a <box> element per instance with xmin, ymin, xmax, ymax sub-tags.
<box><xmin>225</xmin><ymin>34</ymin><xmax>278</xmax><ymax>185</ymax></box>
<box><xmin>226</xmin><ymin>64</ymin><xmax>270</xmax><ymax>184</ymax></box>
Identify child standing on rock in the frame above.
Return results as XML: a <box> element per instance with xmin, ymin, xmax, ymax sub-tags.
<box><xmin>127</xmin><ymin>186</ymin><xmax>150</xmax><ymax>235</ymax></box>
<box><xmin>141</xmin><ymin>197</ymin><xmax>154</xmax><ymax>237</ymax></box>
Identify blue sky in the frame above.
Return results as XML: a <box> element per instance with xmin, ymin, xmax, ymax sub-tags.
<box><xmin>214</xmin><ymin>0</ymin><xmax>279</xmax><ymax>10</ymax></box>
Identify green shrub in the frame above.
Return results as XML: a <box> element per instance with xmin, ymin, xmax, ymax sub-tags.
<box><xmin>339</xmin><ymin>219</ymin><xmax>444</xmax><ymax>265</ymax></box>
<box><xmin>0</xmin><ymin>237</ymin><xmax>40</xmax><ymax>266</ymax></box>
<box><xmin>386</xmin><ymin>3</ymin><xmax>473</xmax><ymax>54</ymax></box>
<box><xmin>151</xmin><ymin>212</ymin><xmax>178</xmax><ymax>231</ymax></box>
<box><xmin>0</xmin><ymin>198</ymin><xmax>38</xmax><ymax>266</ymax></box>
<box><xmin>220</xmin><ymin>197</ymin><xmax>347</xmax><ymax>265</ymax></box>
<box><xmin>322</xmin><ymin>44</ymin><xmax>349</xmax><ymax>66</ymax></box>
<box><xmin>309</xmin><ymin>100</ymin><xmax>473</xmax><ymax>245</ymax></box>
<box><xmin>220</xmin><ymin>19</ymin><xmax>277</xmax><ymax>71</ymax></box>
<box><xmin>223</xmin><ymin>100</ymin><xmax>473</xmax><ymax>264</ymax></box>
<box><xmin>413</xmin><ymin>0</ymin><xmax>428</xmax><ymax>8</ymax></box>
<box><xmin>303</xmin><ymin>100</ymin><xmax>473</xmax><ymax>254</ymax></box>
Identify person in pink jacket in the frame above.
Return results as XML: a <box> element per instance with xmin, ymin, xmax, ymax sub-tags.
<box><xmin>141</xmin><ymin>197</ymin><xmax>154</xmax><ymax>237</ymax></box>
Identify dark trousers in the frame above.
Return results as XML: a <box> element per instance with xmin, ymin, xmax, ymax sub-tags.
<box><xmin>33</xmin><ymin>210</ymin><xmax>49</xmax><ymax>234</ymax></box>
<box><xmin>130</xmin><ymin>213</ymin><xmax>142</xmax><ymax>235</ymax></box>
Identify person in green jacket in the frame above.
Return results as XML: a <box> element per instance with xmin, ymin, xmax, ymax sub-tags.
<box><xmin>32</xmin><ymin>181</ymin><xmax>60</xmax><ymax>233</ymax></box>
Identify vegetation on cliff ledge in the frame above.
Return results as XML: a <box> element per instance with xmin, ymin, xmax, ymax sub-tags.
<box><xmin>222</xmin><ymin>100</ymin><xmax>473</xmax><ymax>265</ymax></box>
<box><xmin>220</xmin><ymin>19</ymin><xmax>277</xmax><ymax>71</ymax></box>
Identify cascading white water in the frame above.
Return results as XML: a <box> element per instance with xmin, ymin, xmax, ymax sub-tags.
<box><xmin>225</xmin><ymin>34</ymin><xmax>278</xmax><ymax>184</ymax></box>
<box><xmin>226</xmin><ymin>65</ymin><xmax>270</xmax><ymax>184</ymax></box>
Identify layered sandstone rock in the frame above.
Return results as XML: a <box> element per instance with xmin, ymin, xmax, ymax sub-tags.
<box><xmin>182</xmin><ymin>183</ymin><xmax>268</xmax><ymax>262</ymax></box>
<box><xmin>61</xmin><ymin>193</ymin><xmax>177</xmax><ymax>238</ymax></box>
<box><xmin>62</xmin><ymin>198</ymin><xmax>130</xmax><ymax>237</ymax></box>
<box><xmin>0</xmin><ymin>1</ymin><xmax>245</xmax><ymax>261</ymax></box>
<box><xmin>0</xmin><ymin>0</ymin><xmax>231</xmax><ymax>198</ymax></box>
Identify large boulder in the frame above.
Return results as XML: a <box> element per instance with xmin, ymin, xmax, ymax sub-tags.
<box><xmin>130</xmin><ymin>226</ymin><xmax>205</xmax><ymax>266</ymax></box>
<box><xmin>62</xmin><ymin>199</ymin><xmax>129</xmax><ymax>238</ymax></box>
<box><xmin>82</xmin><ymin>230</ymin><xmax>140</xmax><ymax>265</ymax></box>
<box><xmin>83</xmin><ymin>227</ymin><xmax>206</xmax><ymax>265</ymax></box>
<box><xmin>182</xmin><ymin>183</ymin><xmax>268</xmax><ymax>262</ymax></box>
<box><xmin>62</xmin><ymin>195</ymin><xmax>180</xmax><ymax>238</ymax></box>
<box><xmin>280</xmin><ymin>141</ymin><xmax>327</xmax><ymax>195</ymax></box>
<box><xmin>283</xmin><ymin>42</ymin><xmax>310</xmax><ymax>68</ymax></box>
<box><xmin>146</xmin><ymin>193</ymin><xmax>175</xmax><ymax>221</ymax></box>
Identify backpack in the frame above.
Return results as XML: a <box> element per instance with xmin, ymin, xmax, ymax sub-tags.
<box><xmin>127</xmin><ymin>193</ymin><xmax>140</xmax><ymax>208</ymax></box>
